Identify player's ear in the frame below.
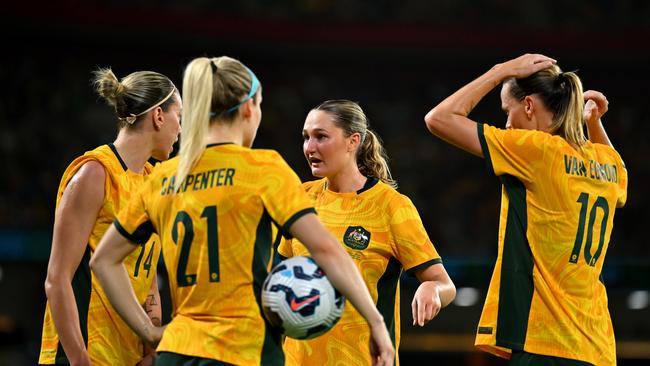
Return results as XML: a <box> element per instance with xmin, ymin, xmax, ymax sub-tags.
<box><xmin>152</xmin><ymin>107</ymin><xmax>164</xmax><ymax>131</ymax></box>
<box><xmin>240</xmin><ymin>99</ymin><xmax>254</xmax><ymax>120</ymax></box>
<box><xmin>524</xmin><ymin>96</ymin><xmax>535</xmax><ymax>119</ymax></box>
<box><xmin>347</xmin><ymin>132</ymin><xmax>361</xmax><ymax>153</ymax></box>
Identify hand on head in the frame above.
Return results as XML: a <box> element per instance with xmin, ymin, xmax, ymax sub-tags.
<box><xmin>583</xmin><ymin>90</ymin><xmax>609</xmax><ymax>125</ymax></box>
<box><xmin>494</xmin><ymin>53</ymin><xmax>557</xmax><ymax>79</ymax></box>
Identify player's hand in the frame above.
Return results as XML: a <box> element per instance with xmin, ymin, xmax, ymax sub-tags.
<box><xmin>136</xmin><ymin>351</ymin><xmax>156</xmax><ymax>366</ymax></box>
<box><xmin>411</xmin><ymin>281</ymin><xmax>442</xmax><ymax>327</ymax></box>
<box><xmin>144</xmin><ymin>324</ymin><xmax>166</xmax><ymax>347</ymax></box>
<box><xmin>368</xmin><ymin>319</ymin><xmax>395</xmax><ymax>366</ymax></box>
<box><xmin>493</xmin><ymin>54</ymin><xmax>556</xmax><ymax>79</ymax></box>
<box><xmin>584</xmin><ymin>90</ymin><xmax>609</xmax><ymax>125</ymax></box>
<box><xmin>69</xmin><ymin>349</ymin><xmax>91</xmax><ymax>366</ymax></box>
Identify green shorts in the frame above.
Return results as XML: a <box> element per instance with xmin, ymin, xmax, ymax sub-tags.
<box><xmin>156</xmin><ymin>352</ymin><xmax>234</xmax><ymax>366</ymax></box>
<box><xmin>510</xmin><ymin>351</ymin><xmax>594</xmax><ymax>366</ymax></box>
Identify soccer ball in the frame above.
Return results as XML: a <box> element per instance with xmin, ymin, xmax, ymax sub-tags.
<box><xmin>262</xmin><ymin>256</ymin><xmax>345</xmax><ymax>339</ymax></box>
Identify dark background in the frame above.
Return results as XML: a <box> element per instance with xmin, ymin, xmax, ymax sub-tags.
<box><xmin>1</xmin><ymin>1</ymin><xmax>649</xmax><ymax>365</ymax></box>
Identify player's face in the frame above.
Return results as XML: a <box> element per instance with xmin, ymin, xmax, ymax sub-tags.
<box><xmin>303</xmin><ymin>110</ymin><xmax>351</xmax><ymax>178</ymax></box>
<box><xmin>500</xmin><ymin>82</ymin><xmax>534</xmax><ymax>130</ymax></box>
<box><xmin>152</xmin><ymin>93</ymin><xmax>182</xmax><ymax>161</ymax></box>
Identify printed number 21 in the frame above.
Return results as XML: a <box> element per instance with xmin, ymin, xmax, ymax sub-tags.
<box><xmin>569</xmin><ymin>192</ymin><xmax>609</xmax><ymax>266</ymax></box>
<box><xmin>172</xmin><ymin>206</ymin><xmax>220</xmax><ymax>287</ymax></box>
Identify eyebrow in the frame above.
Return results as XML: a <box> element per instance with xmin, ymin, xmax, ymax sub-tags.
<box><xmin>303</xmin><ymin>128</ymin><xmax>328</xmax><ymax>133</ymax></box>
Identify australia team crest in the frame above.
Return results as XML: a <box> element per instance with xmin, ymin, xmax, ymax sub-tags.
<box><xmin>343</xmin><ymin>226</ymin><xmax>371</xmax><ymax>250</ymax></box>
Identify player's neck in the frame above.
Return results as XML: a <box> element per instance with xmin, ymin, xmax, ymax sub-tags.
<box><xmin>325</xmin><ymin>165</ymin><xmax>366</xmax><ymax>193</ymax></box>
<box><xmin>205</xmin><ymin>121</ymin><xmax>245</xmax><ymax>146</ymax></box>
<box><xmin>113</xmin><ymin>131</ymin><xmax>151</xmax><ymax>173</ymax></box>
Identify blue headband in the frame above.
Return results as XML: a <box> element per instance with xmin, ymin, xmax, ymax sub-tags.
<box><xmin>210</xmin><ymin>66</ymin><xmax>260</xmax><ymax>117</ymax></box>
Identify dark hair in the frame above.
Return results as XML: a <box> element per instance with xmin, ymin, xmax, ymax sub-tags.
<box><xmin>93</xmin><ymin>68</ymin><xmax>177</xmax><ymax>128</ymax></box>
<box><xmin>505</xmin><ymin>65</ymin><xmax>586</xmax><ymax>146</ymax></box>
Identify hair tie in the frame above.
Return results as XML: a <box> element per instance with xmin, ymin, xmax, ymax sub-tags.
<box><xmin>210</xmin><ymin>60</ymin><xmax>218</xmax><ymax>73</ymax></box>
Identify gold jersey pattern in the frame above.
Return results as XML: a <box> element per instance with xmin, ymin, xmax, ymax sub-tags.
<box><xmin>39</xmin><ymin>144</ymin><xmax>160</xmax><ymax>365</ymax></box>
<box><xmin>278</xmin><ymin>178</ymin><xmax>442</xmax><ymax>366</ymax></box>
<box><xmin>476</xmin><ymin>124</ymin><xmax>628</xmax><ymax>365</ymax></box>
<box><xmin>114</xmin><ymin>143</ymin><xmax>315</xmax><ymax>366</ymax></box>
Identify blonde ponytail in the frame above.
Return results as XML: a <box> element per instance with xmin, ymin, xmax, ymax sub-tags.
<box><xmin>176</xmin><ymin>58</ymin><xmax>213</xmax><ymax>189</ymax></box>
<box><xmin>554</xmin><ymin>72</ymin><xmax>586</xmax><ymax>147</ymax></box>
<box><xmin>176</xmin><ymin>56</ymin><xmax>258</xmax><ymax>190</ymax></box>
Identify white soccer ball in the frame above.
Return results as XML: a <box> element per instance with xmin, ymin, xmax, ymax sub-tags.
<box><xmin>262</xmin><ymin>256</ymin><xmax>345</xmax><ymax>339</ymax></box>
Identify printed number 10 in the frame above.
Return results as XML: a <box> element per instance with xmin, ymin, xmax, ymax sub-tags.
<box><xmin>569</xmin><ymin>192</ymin><xmax>609</xmax><ymax>266</ymax></box>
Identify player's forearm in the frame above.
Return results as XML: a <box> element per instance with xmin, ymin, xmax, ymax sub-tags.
<box><xmin>91</xmin><ymin>252</ymin><xmax>157</xmax><ymax>344</ymax></box>
<box><xmin>144</xmin><ymin>274</ymin><xmax>162</xmax><ymax>327</ymax></box>
<box><xmin>44</xmin><ymin>279</ymin><xmax>89</xmax><ymax>363</ymax></box>
<box><xmin>586</xmin><ymin>119</ymin><xmax>613</xmax><ymax>147</ymax></box>
<box><xmin>433</xmin><ymin>279</ymin><xmax>456</xmax><ymax>308</ymax></box>
<box><xmin>426</xmin><ymin>66</ymin><xmax>504</xmax><ymax>126</ymax></box>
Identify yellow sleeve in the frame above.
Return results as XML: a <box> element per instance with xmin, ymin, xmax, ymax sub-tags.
<box><xmin>114</xmin><ymin>181</ymin><xmax>155</xmax><ymax>245</ymax></box>
<box><xmin>277</xmin><ymin>237</ymin><xmax>294</xmax><ymax>258</ymax></box>
<box><xmin>478</xmin><ymin>123</ymin><xmax>548</xmax><ymax>183</ymax></box>
<box><xmin>390</xmin><ymin>194</ymin><xmax>442</xmax><ymax>275</ymax></box>
<box><xmin>614</xmin><ymin>152</ymin><xmax>628</xmax><ymax>208</ymax></box>
<box><xmin>259</xmin><ymin>152</ymin><xmax>315</xmax><ymax>238</ymax></box>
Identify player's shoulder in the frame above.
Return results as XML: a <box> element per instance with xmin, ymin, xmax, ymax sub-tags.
<box><xmin>150</xmin><ymin>156</ymin><xmax>180</xmax><ymax>176</ymax></box>
<box><xmin>484</xmin><ymin>124</ymin><xmax>552</xmax><ymax>142</ymax></box>
<box><xmin>302</xmin><ymin>178</ymin><xmax>327</xmax><ymax>192</ymax></box>
<box><xmin>588</xmin><ymin>141</ymin><xmax>625</xmax><ymax>162</ymax></box>
<box><xmin>243</xmin><ymin>148</ymin><xmax>288</xmax><ymax>166</ymax></box>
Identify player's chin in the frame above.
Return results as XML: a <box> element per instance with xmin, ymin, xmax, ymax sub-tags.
<box><xmin>152</xmin><ymin>149</ymin><xmax>171</xmax><ymax>162</ymax></box>
<box><xmin>310</xmin><ymin>166</ymin><xmax>327</xmax><ymax>178</ymax></box>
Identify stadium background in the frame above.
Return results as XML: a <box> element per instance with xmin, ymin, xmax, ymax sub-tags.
<box><xmin>1</xmin><ymin>1</ymin><xmax>648</xmax><ymax>365</ymax></box>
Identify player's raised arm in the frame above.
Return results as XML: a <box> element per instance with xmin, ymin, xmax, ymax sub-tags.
<box><xmin>424</xmin><ymin>54</ymin><xmax>556</xmax><ymax>156</ymax></box>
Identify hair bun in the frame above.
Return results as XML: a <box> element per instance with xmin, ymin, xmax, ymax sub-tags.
<box><xmin>93</xmin><ymin>67</ymin><xmax>126</xmax><ymax>108</ymax></box>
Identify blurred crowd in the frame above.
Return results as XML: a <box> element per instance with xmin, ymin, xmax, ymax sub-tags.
<box><xmin>1</xmin><ymin>0</ymin><xmax>649</xmax><ymax>260</ymax></box>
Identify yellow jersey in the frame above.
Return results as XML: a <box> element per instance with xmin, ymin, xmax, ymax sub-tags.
<box><xmin>475</xmin><ymin>124</ymin><xmax>628</xmax><ymax>365</ymax></box>
<box><xmin>114</xmin><ymin>143</ymin><xmax>315</xmax><ymax>366</ymax></box>
<box><xmin>278</xmin><ymin>178</ymin><xmax>442</xmax><ymax>366</ymax></box>
<box><xmin>39</xmin><ymin>144</ymin><xmax>160</xmax><ymax>365</ymax></box>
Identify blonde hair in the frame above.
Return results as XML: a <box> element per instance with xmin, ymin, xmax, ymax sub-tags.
<box><xmin>93</xmin><ymin>68</ymin><xmax>176</xmax><ymax>128</ymax></box>
<box><xmin>176</xmin><ymin>56</ymin><xmax>257</xmax><ymax>189</ymax></box>
<box><xmin>505</xmin><ymin>65</ymin><xmax>586</xmax><ymax>146</ymax></box>
<box><xmin>314</xmin><ymin>100</ymin><xmax>397</xmax><ymax>189</ymax></box>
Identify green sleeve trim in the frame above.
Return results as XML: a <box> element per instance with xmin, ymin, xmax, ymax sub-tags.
<box><xmin>280</xmin><ymin>208</ymin><xmax>317</xmax><ymax>239</ymax></box>
<box><xmin>113</xmin><ymin>219</ymin><xmax>153</xmax><ymax>245</ymax></box>
<box><xmin>405</xmin><ymin>258</ymin><xmax>443</xmax><ymax>276</ymax></box>
<box><xmin>477</xmin><ymin>123</ymin><xmax>495</xmax><ymax>176</ymax></box>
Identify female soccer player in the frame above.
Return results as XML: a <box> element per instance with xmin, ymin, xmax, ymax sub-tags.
<box><xmin>39</xmin><ymin>69</ymin><xmax>181</xmax><ymax>366</ymax></box>
<box><xmin>89</xmin><ymin>57</ymin><xmax>395</xmax><ymax>366</ymax></box>
<box><xmin>424</xmin><ymin>54</ymin><xmax>627</xmax><ymax>365</ymax></box>
<box><xmin>278</xmin><ymin>100</ymin><xmax>456</xmax><ymax>366</ymax></box>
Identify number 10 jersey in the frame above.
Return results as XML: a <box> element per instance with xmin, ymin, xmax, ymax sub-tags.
<box><xmin>475</xmin><ymin>124</ymin><xmax>627</xmax><ymax>366</ymax></box>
